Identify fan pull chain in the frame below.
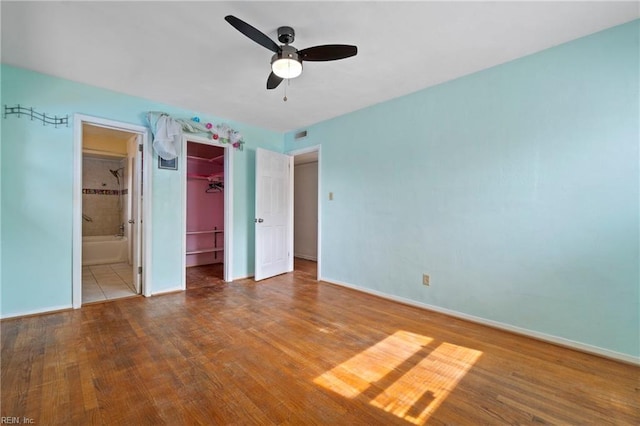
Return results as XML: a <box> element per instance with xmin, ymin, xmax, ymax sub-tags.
<box><xmin>283</xmin><ymin>79</ymin><xmax>288</xmax><ymax>102</ymax></box>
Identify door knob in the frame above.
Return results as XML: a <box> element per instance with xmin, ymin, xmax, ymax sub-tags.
<box><xmin>255</xmin><ymin>218</ymin><xmax>264</xmax><ymax>223</ymax></box>
<box><xmin>128</xmin><ymin>220</ymin><xmax>135</xmax><ymax>224</ymax></box>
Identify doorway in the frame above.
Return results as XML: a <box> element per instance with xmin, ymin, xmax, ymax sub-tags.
<box><xmin>291</xmin><ymin>146</ymin><xmax>320</xmax><ymax>280</ymax></box>
<box><xmin>181</xmin><ymin>135</ymin><xmax>234</xmax><ymax>289</ymax></box>
<box><xmin>72</xmin><ymin>115</ymin><xmax>151</xmax><ymax>308</ymax></box>
<box><xmin>253</xmin><ymin>146</ymin><xmax>321</xmax><ymax>281</ymax></box>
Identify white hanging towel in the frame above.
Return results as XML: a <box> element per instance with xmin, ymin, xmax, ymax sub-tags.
<box><xmin>147</xmin><ymin>112</ymin><xmax>182</xmax><ymax>160</ymax></box>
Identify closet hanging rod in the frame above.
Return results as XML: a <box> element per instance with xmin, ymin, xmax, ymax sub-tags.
<box><xmin>187</xmin><ymin>173</ymin><xmax>224</xmax><ymax>181</ymax></box>
<box><xmin>206</xmin><ymin>182</ymin><xmax>224</xmax><ymax>193</ymax></box>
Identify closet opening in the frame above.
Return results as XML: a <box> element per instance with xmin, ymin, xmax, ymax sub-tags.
<box><xmin>185</xmin><ymin>141</ymin><xmax>227</xmax><ymax>288</ymax></box>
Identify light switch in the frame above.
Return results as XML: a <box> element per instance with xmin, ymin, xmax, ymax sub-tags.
<box><xmin>329</xmin><ymin>192</ymin><xmax>334</xmax><ymax>201</ymax></box>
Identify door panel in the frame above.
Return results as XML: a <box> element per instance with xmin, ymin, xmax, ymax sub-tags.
<box><xmin>255</xmin><ymin>148</ymin><xmax>292</xmax><ymax>281</ymax></box>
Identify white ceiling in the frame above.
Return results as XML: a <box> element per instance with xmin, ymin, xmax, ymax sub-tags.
<box><xmin>2</xmin><ymin>2</ymin><xmax>637</xmax><ymax>133</ymax></box>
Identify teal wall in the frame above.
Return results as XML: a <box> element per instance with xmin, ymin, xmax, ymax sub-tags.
<box><xmin>2</xmin><ymin>20</ymin><xmax>638</xmax><ymax>359</ymax></box>
<box><xmin>0</xmin><ymin>65</ymin><xmax>281</xmax><ymax>316</ymax></box>
<box><xmin>285</xmin><ymin>21</ymin><xmax>639</xmax><ymax>358</ymax></box>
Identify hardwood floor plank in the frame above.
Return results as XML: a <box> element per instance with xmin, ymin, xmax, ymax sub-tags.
<box><xmin>2</xmin><ymin>273</ymin><xmax>639</xmax><ymax>425</ymax></box>
<box><xmin>294</xmin><ymin>257</ymin><xmax>317</xmax><ymax>277</ymax></box>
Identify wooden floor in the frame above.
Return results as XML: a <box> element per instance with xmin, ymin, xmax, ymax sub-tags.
<box><xmin>186</xmin><ymin>258</ymin><xmax>316</xmax><ymax>290</ymax></box>
<box><xmin>2</xmin><ymin>269</ymin><xmax>638</xmax><ymax>425</ymax></box>
<box><xmin>186</xmin><ymin>262</ymin><xmax>225</xmax><ymax>289</ymax></box>
<box><xmin>293</xmin><ymin>257</ymin><xmax>317</xmax><ymax>277</ymax></box>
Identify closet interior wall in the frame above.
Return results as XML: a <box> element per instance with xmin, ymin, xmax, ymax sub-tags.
<box><xmin>186</xmin><ymin>142</ymin><xmax>225</xmax><ymax>267</ymax></box>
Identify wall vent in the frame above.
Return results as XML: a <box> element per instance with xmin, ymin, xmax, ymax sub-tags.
<box><xmin>294</xmin><ymin>130</ymin><xmax>308</xmax><ymax>140</ymax></box>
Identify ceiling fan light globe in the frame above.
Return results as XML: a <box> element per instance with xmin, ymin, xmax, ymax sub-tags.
<box><xmin>271</xmin><ymin>47</ymin><xmax>302</xmax><ymax>79</ymax></box>
<box><xmin>272</xmin><ymin>58</ymin><xmax>302</xmax><ymax>79</ymax></box>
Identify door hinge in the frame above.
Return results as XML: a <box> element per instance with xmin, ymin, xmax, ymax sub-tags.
<box><xmin>138</xmin><ymin>266</ymin><xmax>142</xmax><ymax>275</ymax></box>
<box><xmin>138</xmin><ymin>144</ymin><xmax>143</xmax><ymax>152</ymax></box>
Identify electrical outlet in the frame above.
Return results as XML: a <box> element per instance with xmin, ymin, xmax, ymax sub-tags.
<box><xmin>423</xmin><ymin>274</ymin><xmax>430</xmax><ymax>286</ymax></box>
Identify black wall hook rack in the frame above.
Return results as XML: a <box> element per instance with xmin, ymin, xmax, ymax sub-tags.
<box><xmin>4</xmin><ymin>105</ymin><xmax>69</xmax><ymax>128</ymax></box>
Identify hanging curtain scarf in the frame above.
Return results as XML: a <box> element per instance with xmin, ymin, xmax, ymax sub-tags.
<box><xmin>147</xmin><ymin>111</ymin><xmax>245</xmax><ymax>161</ymax></box>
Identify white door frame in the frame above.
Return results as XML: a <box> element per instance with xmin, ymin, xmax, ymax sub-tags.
<box><xmin>129</xmin><ymin>134</ymin><xmax>143</xmax><ymax>294</ymax></box>
<box><xmin>287</xmin><ymin>145</ymin><xmax>322</xmax><ymax>280</ymax></box>
<box><xmin>180</xmin><ymin>134</ymin><xmax>234</xmax><ymax>287</ymax></box>
<box><xmin>72</xmin><ymin>114</ymin><xmax>153</xmax><ymax>308</ymax></box>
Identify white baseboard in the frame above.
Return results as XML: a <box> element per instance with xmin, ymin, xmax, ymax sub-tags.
<box><xmin>294</xmin><ymin>254</ymin><xmax>317</xmax><ymax>261</ymax></box>
<box><xmin>232</xmin><ymin>274</ymin><xmax>253</xmax><ymax>281</ymax></box>
<box><xmin>151</xmin><ymin>286</ymin><xmax>184</xmax><ymax>296</ymax></box>
<box><xmin>0</xmin><ymin>304</ymin><xmax>73</xmax><ymax>320</ymax></box>
<box><xmin>322</xmin><ymin>277</ymin><xmax>640</xmax><ymax>366</ymax></box>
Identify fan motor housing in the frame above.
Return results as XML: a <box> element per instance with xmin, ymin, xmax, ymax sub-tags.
<box><xmin>271</xmin><ymin>45</ymin><xmax>301</xmax><ymax>67</ymax></box>
<box><xmin>277</xmin><ymin>26</ymin><xmax>295</xmax><ymax>44</ymax></box>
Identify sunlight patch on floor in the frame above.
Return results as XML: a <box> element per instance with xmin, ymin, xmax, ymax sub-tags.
<box><xmin>314</xmin><ymin>330</ymin><xmax>482</xmax><ymax>424</ymax></box>
<box><xmin>371</xmin><ymin>341</ymin><xmax>482</xmax><ymax>424</ymax></box>
<box><xmin>314</xmin><ymin>330</ymin><xmax>433</xmax><ymax>398</ymax></box>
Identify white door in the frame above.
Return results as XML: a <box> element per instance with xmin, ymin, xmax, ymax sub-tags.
<box><xmin>255</xmin><ymin>148</ymin><xmax>292</xmax><ymax>281</ymax></box>
<box><xmin>131</xmin><ymin>135</ymin><xmax>143</xmax><ymax>293</ymax></box>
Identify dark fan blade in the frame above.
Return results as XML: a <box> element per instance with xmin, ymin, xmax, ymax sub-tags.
<box><xmin>225</xmin><ymin>15</ymin><xmax>281</xmax><ymax>53</ymax></box>
<box><xmin>267</xmin><ymin>72</ymin><xmax>283</xmax><ymax>90</ymax></box>
<box><xmin>298</xmin><ymin>44</ymin><xmax>357</xmax><ymax>61</ymax></box>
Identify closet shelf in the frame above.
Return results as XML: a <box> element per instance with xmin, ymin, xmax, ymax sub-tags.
<box><xmin>187</xmin><ymin>154</ymin><xmax>224</xmax><ymax>163</ymax></box>
<box><xmin>186</xmin><ymin>248</ymin><xmax>224</xmax><ymax>255</ymax></box>
<box><xmin>187</xmin><ymin>230</ymin><xmax>224</xmax><ymax>235</ymax></box>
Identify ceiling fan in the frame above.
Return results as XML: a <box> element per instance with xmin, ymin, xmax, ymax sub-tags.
<box><xmin>224</xmin><ymin>15</ymin><xmax>358</xmax><ymax>90</ymax></box>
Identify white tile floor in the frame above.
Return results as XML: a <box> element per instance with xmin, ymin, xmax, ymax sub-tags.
<box><xmin>82</xmin><ymin>262</ymin><xmax>137</xmax><ymax>304</ymax></box>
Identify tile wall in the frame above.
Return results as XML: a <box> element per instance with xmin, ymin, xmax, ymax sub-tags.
<box><xmin>82</xmin><ymin>156</ymin><xmax>126</xmax><ymax>236</ymax></box>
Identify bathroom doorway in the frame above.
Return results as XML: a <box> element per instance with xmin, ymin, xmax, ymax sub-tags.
<box><xmin>73</xmin><ymin>115</ymin><xmax>151</xmax><ymax>308</ymax></box>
